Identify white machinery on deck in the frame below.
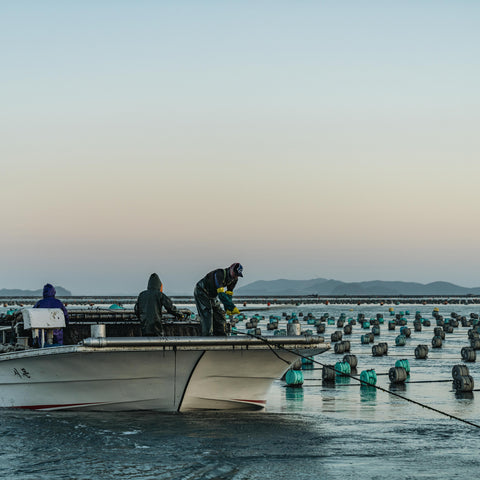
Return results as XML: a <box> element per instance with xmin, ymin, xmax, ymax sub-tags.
<box><xmin>21</xmin><ymin>308</ymin><xmax>65</xmax><ymax>347</ymax></box>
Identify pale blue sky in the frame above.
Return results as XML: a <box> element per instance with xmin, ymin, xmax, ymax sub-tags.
<box><xmin>1</xmin><ymin>1</ymin><xmax>479</xmax><ymax>294</ymax></box>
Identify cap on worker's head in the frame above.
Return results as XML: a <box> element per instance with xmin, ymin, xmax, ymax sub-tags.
<box><xmin>230</xmin><ymin>263</ymin><xmax>243</xmax><ymax>277</ymax></box>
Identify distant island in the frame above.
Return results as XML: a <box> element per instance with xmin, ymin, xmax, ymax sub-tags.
<box><xmin>235</xmin><ymin>278</ymin><xmax>480</xmax><ymax>296</ymax></box>
<box><xmin>3</xmin><ymin>279</ymin><xmax>480</xmax><ymax>297</ymax></box>
<box><xmin>0</xmin><ymin>286</ymin><xmax>72</xmax><ymax>297</ymax></box>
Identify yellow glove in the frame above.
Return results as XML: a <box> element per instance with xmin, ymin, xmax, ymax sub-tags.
<box><xmin>226</xmin><ymin>307</ymin><xmax>240</xmax><ymax>316</ymax></box>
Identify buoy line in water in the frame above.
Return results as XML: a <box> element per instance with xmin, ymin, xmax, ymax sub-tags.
<box><xmin>303</xmin><ymin>377</ymin><xmax>453</xmax><ymax>383</ymax></box>
<box><xmin>332</xmin><ymin>351</ymin><xmax>472</xmax><ymax>359</ymax></box>
<box><xmin>238</xmin><ymin>331</ymin><xmax>480</xmax><ymax>430</ymax></box>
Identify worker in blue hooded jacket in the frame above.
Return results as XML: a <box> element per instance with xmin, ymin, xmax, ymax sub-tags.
<box><xmin>194</xmin><ymin>263</ymin><xmax>243</xmax><ymax>336</ymax></box>
<box><xmin>33</xmin><ymin>283</ymin><xmax>69</xmax><ymax>345</ymax></box>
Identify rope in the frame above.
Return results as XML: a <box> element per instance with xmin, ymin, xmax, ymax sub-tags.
<box><xmin>237</xmin><ymin>331</ymin><xmax>480</xmax><ymax>430</ymax></box>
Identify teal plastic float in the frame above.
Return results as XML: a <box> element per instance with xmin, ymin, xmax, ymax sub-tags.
<box><xmin>334</xmin><ymin>361</ymin><xmax>351</xmax><ymax>376</ymax></box>
<box><xmin>285</xmin><ymin>369</ymin><xmax>304</xmax><ymax>386</ymax></box>
<box><xmin>360</xmin><ymin>369</ymin><xmax>377</xmax><ymax>386</ymax></box>
<box><xmin>395</xmin><ymin>359</ymin><xmax>410</xmax><ymax>374</ymax></box>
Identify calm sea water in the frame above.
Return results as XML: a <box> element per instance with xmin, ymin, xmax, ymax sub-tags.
<box><xmin>1</xmin><ymin>303</ymin><xmax>480</xmax><ymax>479</ymax></box>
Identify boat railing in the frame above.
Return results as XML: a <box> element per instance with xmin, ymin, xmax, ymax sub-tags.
<box><xmin>0</xmin><ymin>309</ymin><xmax>201</xmax><ymax>348</ymax></box>
<box><xmin>82</xmin><ymin>335</ymin><xmax>328</xmax><ymax>349</ymax></box>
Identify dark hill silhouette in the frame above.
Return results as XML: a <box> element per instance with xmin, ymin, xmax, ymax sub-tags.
<box><xmin>236</xmin><ymin>278</ymin><xmax>480</xmax><ymax>296</ymax></box>
<box><xmin>0</xmin><ymin>286</ymin><xmax>72</xmax><ymax>297</ymax></box>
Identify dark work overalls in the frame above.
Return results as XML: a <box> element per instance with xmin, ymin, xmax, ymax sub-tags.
<box><xmin>194</xmin><ymin>268</ymin><xmax>237</xmax><ymax>336</ymax></box>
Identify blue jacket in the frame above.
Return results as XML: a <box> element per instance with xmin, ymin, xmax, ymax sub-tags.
<box><xmin>33</xmin><ymin>284</ymin><xmax>69</xmax><ymax>345</ymax></box>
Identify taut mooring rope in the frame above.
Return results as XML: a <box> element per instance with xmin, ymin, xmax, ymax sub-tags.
<box><xmin>238</xmin><ymin>331</ymin><xmax>480</xmax><ymax>429</ymax></box>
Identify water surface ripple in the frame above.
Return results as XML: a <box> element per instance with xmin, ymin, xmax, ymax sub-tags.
<box><xmin>2</xmin><ymin>303</ymin><xmax>480</xmax><ymax>479</ymax></box>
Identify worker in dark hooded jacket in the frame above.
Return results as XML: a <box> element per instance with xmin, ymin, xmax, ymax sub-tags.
<box><xmin>134</xmin><ymin>273</ymin><xmax>181</xmax><ymax>336</ymax></box>
<box><xmin>194</xmin><ymin>263</ymin><xmax>243</xmax><ymax>336</ymax></box>
<box><xmin>33</xmin><ymin>283</ymin><xmax>69</xmax><ymax>345</ymax></box>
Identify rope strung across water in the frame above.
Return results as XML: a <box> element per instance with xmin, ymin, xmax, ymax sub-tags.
<box><xmin>303</xmin><ymin>378</ymin><xmax>453</xmax><ymax>383</ymax></box>
<box><xmin>238</xmin><ymin>331</ymin><xmax>480</xmax><ymax>430</ymax></box>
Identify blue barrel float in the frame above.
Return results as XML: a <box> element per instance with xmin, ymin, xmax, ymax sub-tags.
<box><xmin>285</xmin><ymin>369</ymin><xmax>304</xmax><ymax>386</ymax></box>
<box><xmin>395</xmin><ymin>359</ymin><xmax>410</xmax><ymax>374</ymax></box>
<box><xmin>334</xmin><ymin>361</ymin><xmax>351</xmax><ymax>376</ymax></box>
<box><xmin>302</xmin><ymin>356</ymin><xmax>314</xmax><ymax>367</ymax></box>
<box><xmin>360</xmin><ymin>369</ymin><xmax>377</xmax><ymax>386</ymax></box>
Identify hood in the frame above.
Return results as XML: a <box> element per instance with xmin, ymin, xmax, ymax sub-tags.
<box><xmin>43</xmin><ymin>283</ymin><xmax>56</xmax><ymax>298</ymax></box>
<box><xmin>147</xmin><ymin>273</ymin><xmax>163</xmax><ymax>291</ymax></box>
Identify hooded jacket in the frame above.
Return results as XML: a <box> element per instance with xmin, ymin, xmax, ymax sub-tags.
<box><xmin>134</xmin><ymin>273</ymin><xmax>178</xmax><ymax>335</ymax></box>
<box><xmin>33</xmin><ymin>284</ymin><xmax>69</xmax><ymax>322</ymax></box>
<box><xmin>33</xmin><ymin>283</ymin><xmax>69</xmax><ymax>345</ymax></box>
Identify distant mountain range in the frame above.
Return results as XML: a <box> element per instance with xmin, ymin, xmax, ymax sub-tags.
<box><xmin>235</xmin><ymin>278</ymin><xmax>480</xmax><ymax>296</ymax></box>
<box><xmin>0</xmin><ymin>286</ymin><xmax>72</xmax><ymax>297</ymax></box>
<box><xmin>3</xmin><ymin>280</ymin><xmax>480</xmax><ymax>297</ymax></box>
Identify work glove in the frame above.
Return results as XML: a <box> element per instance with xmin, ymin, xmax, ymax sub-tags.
<box><xmin>226</xmin><ymin>307</ymin><xmax>240</xmax><ymax>316</ymax></box>
<box><xmin>218</xmin><ymin>291</ymin><xmax>235</xmax><ymax>311</ymax></box>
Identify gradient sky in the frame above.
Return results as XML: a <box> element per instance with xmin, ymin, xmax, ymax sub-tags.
<box><xmin>1</xmin><ymin>1</ymin><xmax>480</xmax><ymax>295</ymax></box>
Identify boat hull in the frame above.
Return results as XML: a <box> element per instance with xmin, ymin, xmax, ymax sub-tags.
<box><xmin>0</xmin><ymin>337</ymin><xmax>328</xmax><ymax>411</ymax></box>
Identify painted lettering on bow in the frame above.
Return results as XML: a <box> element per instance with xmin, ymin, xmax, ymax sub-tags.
<box><xmin>13</xmin><ymin>368</ymin><xmax>31</xmax><ymax>379</ymax></box>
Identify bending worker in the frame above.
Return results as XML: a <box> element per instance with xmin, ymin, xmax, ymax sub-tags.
<box><xmin>134</xmin><ymin>273</ymin><xmax>182</xmax><ymax>336</ymax></box>
<box><xmin>194</xmin><ymin>263</ymin><xmax>243</xmax><ymax>336</ymax></box>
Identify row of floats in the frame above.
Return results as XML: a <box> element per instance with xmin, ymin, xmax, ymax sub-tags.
<box><xmin>280</xmin><ymin>308</ymin><xmax>480</xmax><ymax>394</ymax></box>
<box><xmin>229</xmin><ymin>309</ymin><xmax>480</xmax><ymax>366</ymax></box>
<box><xmin>285</xmin><ymin>356</ymin><xmax>475</xmax><ymax>393</ymax></box>
<box><xmin>326</xmin><ymin>310</ymin><xmax>480</xmax><ymax>362</ymax></box>
<box><xmin>230</xmin><ymin>310</ymin><xmax>480</xmax><ymax>363</ymax></box>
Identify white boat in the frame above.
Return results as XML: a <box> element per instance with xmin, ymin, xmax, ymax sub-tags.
<box><xmin>0</xmin><ymin>308</ymin><xmax>329</xmax><ymax>411</ymax></box>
